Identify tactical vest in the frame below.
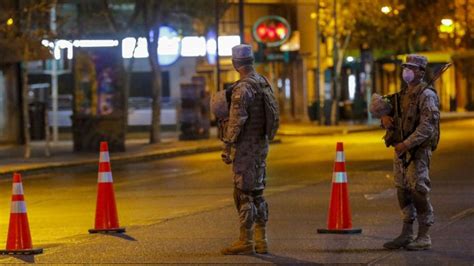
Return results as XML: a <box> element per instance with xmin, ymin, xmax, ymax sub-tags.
<box><xmin>240</xmin><ymin>73</ymin><xmax>280</xmax><ymax>140</ymax></box>
<box><xmin>238</xmin><ymin>75</ymin><xmax>267</xmax><ymax>140</ymax></box>
<box><xmin>400</xmin><ymin>82</ymin><xmax>440</xmax><ymax>151</ymax></box>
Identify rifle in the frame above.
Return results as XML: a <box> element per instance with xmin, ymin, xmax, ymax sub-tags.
<box><xmin>390</xmin><ymin>91</ymin><xmax>409</xmax><ymax>175</ymax></box>
<box><xmin>381</xmin><ymin>93</ymin><xmax>402</xmax><ymax>148</ymax></box>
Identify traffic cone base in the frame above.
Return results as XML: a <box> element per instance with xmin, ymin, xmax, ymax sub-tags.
<box><xmin>317</xmin><ymin>228</ymin><xmax>362</xmax><ymax>234</ymax></box>
<box><xmin>317</xmin><ymin>142</ymin><xmax>362</xmax><ymax>235</ymax></box>
<box><xmin>0</xmin><ymin>248</ymin><xmax>43</xmax><ymax>255</ymax></box>
<box><xmin>88</xmin><ymin>228</ymin><xmax>126</xmax><ymax>234</ymax></box>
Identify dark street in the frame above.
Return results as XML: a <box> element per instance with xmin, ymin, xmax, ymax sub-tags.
<box><xmin>0</xmin><ymin>120</ymin><xmax>472</xmax><ymax>263</ymax></box>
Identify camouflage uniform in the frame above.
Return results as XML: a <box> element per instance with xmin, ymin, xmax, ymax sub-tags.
<box><xmin>394</xmin><ymin>81</ymin><xmax>439</xmax><ymax>226</ymax></box>
<box><xmin>224</xmin><ymin>72</ymin><xmax>270</xmax><ymax>230</ymax></box>
<box><xmin>218</xmin><ymin>44</ymin><xmax>278</xmax><ymax>255</ymax></box>
<box><xmin>384</xmin><ymin>54</ymin><xmax>440</xmax><ymax>251</ymax></box>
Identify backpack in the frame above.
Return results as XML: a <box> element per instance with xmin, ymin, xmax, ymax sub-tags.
<box><xmin>417</xmin><ymin>86</ymin><xmax>440</xmax><ymax>151</ymax></box>
<box><xmin>241</xmin><ymin>74</ymin><xmax>280</xmax><ymax>140</ymax></box>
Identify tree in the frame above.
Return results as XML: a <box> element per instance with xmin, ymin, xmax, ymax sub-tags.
<box><xmin>0</xmin><ymin>0</ymin><xmax>55</xmax><ymax>158</ymax></box>
<box><xmin>347</xmin><ymin>0</ymin><xmax>461</xmax><ymax>53</ymax></box>
<box><xmin>315</xmin><ymin>0</ymin><xmax>469</xmax><ymax>124</ymax></box>
<box><xmin>316</xmin><ymin>0</ymin><xmax>378</xmax><ymax>124</ymax></box>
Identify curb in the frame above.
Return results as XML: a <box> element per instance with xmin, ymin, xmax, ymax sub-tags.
<box><xmin>277</xmin><ymin>126</ymin><xmax>381</xmax><ymax>137</ymax></box>
<box><xmin>0</xmin><ymin>139</ymin><xmax>282</xmax><ymax>177</ymax></box>
<box><xmin>277</xmin><ymin>116</ymin><xmax>474</xmax><ymax>137</ymax></box>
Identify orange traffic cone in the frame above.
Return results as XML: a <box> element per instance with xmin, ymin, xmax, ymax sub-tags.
<box><xmin>0</xmin><ymin>173</ymin><xmax>43</xmax><ymax>255</ymax></box>
<box><xmin>317</xmin><ymin>142</ymin><xmax>362</xmax><ymax>234</ymax></box>
<box><xmin>89</xmin><ymin>141</ymin><xmax>125</xmax><ymax>234</ymax></box>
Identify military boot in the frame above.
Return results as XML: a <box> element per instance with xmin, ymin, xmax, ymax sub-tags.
<box><xmin>254</xmin><ymin>225</ymin><xmax>268</xmax><ymax>254</ymax></box>
<box><xmin>405</xmin><ymin>225</ymin><xmax>431</xmax><ymax>251</ymax></box>
<box><xmin>383</xmin><ymin>223</ymin><xmax>415</xmax><ymax>249</ymax></box>
<box><xmin>221</xmin><ymin>227</ymin><xmax>255</xmax><ymax>255</ymax></box>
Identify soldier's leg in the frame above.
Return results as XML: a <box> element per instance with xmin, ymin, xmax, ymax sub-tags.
<box><xmin>394</xmin><ymin>153</ymin><xmax>417</xmax><ymax>222</ymax></box>
<box><xmin>406</xmin><ymin>149</ymin><xmax>434</xmax><ymax>251</ymax></box>
<box><xmin>384</xmin><ymin>153</ymin><xmax>416</xmax><ymax>249</ymax></box>
<box><xmin>233</xmin><ymin>187</ymin><xmax>242</xmax><ymax>212</ymax></box>
<box><xmin>253</xmin><ymin>190</ymin><xmax>268</xmax><ymax>254</ymax></box>
<box><xmin>398</xmin><ymin>188</ymin><xmax>417</xmax><ymax>224</ymax></box>
<box><xmin>222</xmin><ymin>188</ymin><xmax>256</xmax><ymax>255</ymax></box>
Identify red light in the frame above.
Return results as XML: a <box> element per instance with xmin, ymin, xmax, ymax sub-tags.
<box><xmin>257</xmin><ymin>25</ymin><xmax>267</xmax><ymax>39</ymax></box>
<box><xmin>253</xmin><ymin>16</ymin><xmax>291</xmax><ymax>46</ymax></box>
<box><xmin>267</xmin><ymin>27</ymin><xmax>276</xmax><ymax>39</ymax></box>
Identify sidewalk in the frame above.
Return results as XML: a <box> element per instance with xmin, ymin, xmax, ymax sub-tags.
<box><xmin>278</xmin><ymin>111</ymin><xmax>474</xmax><ymax>136</ymax></box>
<box><xmin>0</xmin><ymin>112</ymin><xmax>472</xmax><ymax>176</ymax></box>
<box><xmin>0</xmin><ymin>131</ymin><xmax>225</xmax><ymax>177</ymax></box>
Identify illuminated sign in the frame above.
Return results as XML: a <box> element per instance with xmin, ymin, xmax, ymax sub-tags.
<box><xmin>252</xmin><ymin>16</ymin><xmax>291</xmax><ymax>47</ymax></box>
<box><xmin>123</xmin><ymin>26</ymin><xmax>180</xmax><ymax>66</ymax></box>
<box><xmin>42</xmin><ymin>31</ymin><xmax>241</xmax><ymax>65</ymax></box>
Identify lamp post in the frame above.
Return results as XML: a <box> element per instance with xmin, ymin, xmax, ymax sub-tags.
<box><xmin>315</xmin><ymin>0</ymin><xmax>323</xmax><ymax>125</ymax></box>
<box><xmin>215</xmin><ymin>0</ymin><xmax>221</xmax><ymax>92</ymax></box>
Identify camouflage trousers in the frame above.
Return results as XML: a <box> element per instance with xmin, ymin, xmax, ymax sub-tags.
<box><xmin>393</xmin><ymin>147</ymin><xmax>434</xmax><ymax>226</ymax></box>
<box><xmin>233</xmin><ymin>188</ymin><xmax>268</xmax><ymax>229</ymax></box>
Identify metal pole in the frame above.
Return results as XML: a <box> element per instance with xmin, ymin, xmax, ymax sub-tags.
<box><xmin>365</xmin><ymin>63</ymin><xmax>373</xmax><ymax>124</ymax></box>
<box><xmin>331</xmin><ymin>0</ymin><xmax>338</xmax><ymax>125</ymax></box>
<box><xmin>239</xmin><ymin>0</ymin><xmax>244</xmax><ymax>43</ymax></box>
<box><xmin>315</xmin><ymin>0</ymin><xmax>323</xmax><ymax>125</ymax></box>
<box><xmin>50</xmin><ymin>5</ymin><xmax>58</xmax><ymax>142</ymax></box>
<box><xmin>215</xmin><ymin>0</ymin><xmax>221</xmax><ymax>91</ymax></box>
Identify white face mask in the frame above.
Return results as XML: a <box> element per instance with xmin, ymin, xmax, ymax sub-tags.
<box><xmin>402</xmin><ymin>68</ymin><xmax>415</xmax><ymax>84</ymax></box>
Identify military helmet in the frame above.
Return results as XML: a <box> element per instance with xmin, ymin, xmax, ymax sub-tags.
<box><xmin>231</xmin><ymin>44</ymin><xmax>254</xmax><ymax>69</ymax></box>
<box><xmin>232</xmin><ymin>44</ymin><xmax>254</xmax><ymax>61</ymax></box>
<box><xmin>210</xmin><ymin>89</ymin><xmax>229</xmax><ymax>120</ymax></box>
<box><xmin>402</xmin><ymin>54</ymin><xmax>428</xmax><ymax>70</ymax></box>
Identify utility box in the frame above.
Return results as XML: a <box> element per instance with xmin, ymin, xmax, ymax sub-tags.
<box><xmin>179</xmin><ymin>76</ymin><xmax>210</xmax><ymax>140</ymax></box>
<box><xmin>72</xmin><ymin>47</ymin><xmax>125</xmax><ymax>152</ymax></box>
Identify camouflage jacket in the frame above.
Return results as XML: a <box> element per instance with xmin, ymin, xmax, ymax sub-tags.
<box><xmin>400</xmin><ymin>82</ymin><xmax>440</xmax><ymax>151</ymax></box>
<box><xmin>224</xmin><ymin>72</ymin><xmax>269</xmax><ymax>192</ymax></box>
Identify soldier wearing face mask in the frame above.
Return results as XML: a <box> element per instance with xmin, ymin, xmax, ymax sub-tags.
<box><xmin>380</xmin><ymin>55</ymin><xmax>440</xmax><ymax>251</ymax></box>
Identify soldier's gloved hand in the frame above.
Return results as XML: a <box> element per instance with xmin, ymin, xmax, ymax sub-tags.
<box><xmin>221</xmin><ymin>144</ymin><xmax>233</xmax><ymax>164</ymax></box>
<box><xmin>381</xmin><ymin>115</ymin><xmax>394</xmax><ymax>129</ymax></box>
<box><xmin>395</xmin><ymin>142</ymin><xmax>408</xmax><ymax>157</ymax></box>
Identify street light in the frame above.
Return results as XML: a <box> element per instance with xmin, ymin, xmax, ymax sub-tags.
<box><xmin>441</xmin><ymin>18</ymin><xmax>453</xmax><ymax>26</ymax></box>
<box><xmin>381</xmin><ymin>6</ymin><xmax>392</xmax><ymax>14</ymax></box>
<box><xmin>6</xmin><ymin>18</ymin><xmax>13</xmax><ymax>26</ymax></box>
<box><xmin>439</xmin><ymin>18</ymin><xmax>454</xmax><ymax>34</ymax></box>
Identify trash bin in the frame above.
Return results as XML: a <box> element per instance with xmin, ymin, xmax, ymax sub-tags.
<box><xmin>323</xmin><ymin>99</ymin><xmax>333</xmax><ymax>125</ymax></box>
<box><xmin>29</xmin><ymin>102</ymin><xmax>46</xmax><ymax>140</ymax></box>
<box><xmin>307</xmin><ymin>101</ymin><xmax>320</xmax><ymax>121</ymax></box>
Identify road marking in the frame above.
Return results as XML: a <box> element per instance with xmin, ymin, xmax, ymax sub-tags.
<box><xmin>364</xmin><ymin>188</ymin><xmax>396</xmax><ymax>200</ymax></box>
<box><xmin>449</xmin><ymin>208</ymin><xmax>474</xmax><ymax>221</ymax></box>
<box><xmin>445</xmin><ymin>208</ymin><xmax>474</xmax><ymax>229</ymax></box>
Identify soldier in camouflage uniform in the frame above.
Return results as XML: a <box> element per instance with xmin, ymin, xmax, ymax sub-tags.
<box><xmin>216</xmin><ymin>44</ymin><xmax>279</xmax><ymax>255</ymax></box>
<box><xmin>381</xmin><ymin>55</ymin><xmax>440</xmax><ymax>251</ymax></box>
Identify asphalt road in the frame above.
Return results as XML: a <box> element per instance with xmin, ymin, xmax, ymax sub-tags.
<box><xmin>0</xmin><ymin>120</ymin><xmax>473</xmax><ymax>264</ymax></box>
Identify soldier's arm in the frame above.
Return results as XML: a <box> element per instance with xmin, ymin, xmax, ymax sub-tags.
<box><xmin>223</xmin><ymin>83</ymin><xmax>253</xmax><ymax>144</ymax></box>
<box><xmin>403</xmin><ymin>90</ymin><xmax>440</xmax><ymax>150</ymax></box>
